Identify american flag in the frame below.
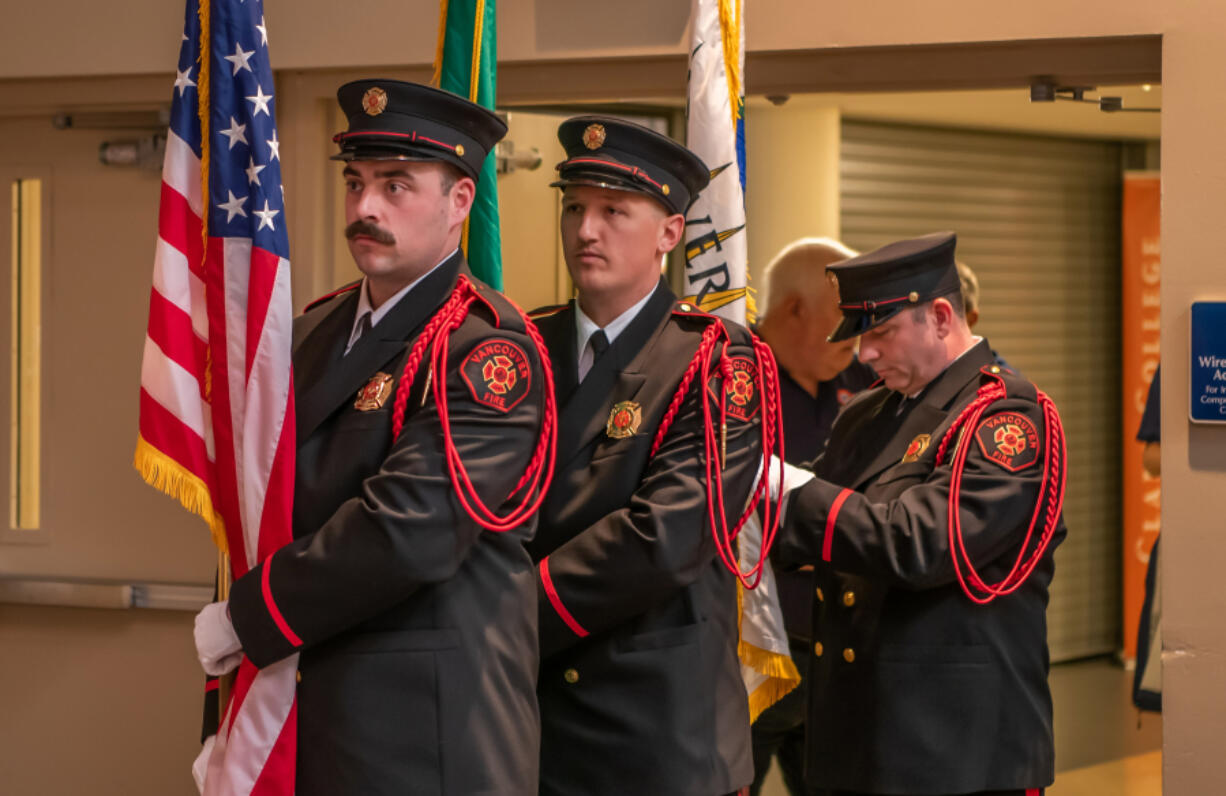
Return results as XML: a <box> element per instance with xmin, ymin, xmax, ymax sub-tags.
<box><xmin>134</xmin><ymin>0</ymin><xmax>297</xmax><ymax>793</ymax></box>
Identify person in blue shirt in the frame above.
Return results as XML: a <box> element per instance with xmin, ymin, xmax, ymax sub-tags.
<box><xmin>750</xmin><ymin>238</ymin><xmax>876</xmax><ymax>796</ymax></box>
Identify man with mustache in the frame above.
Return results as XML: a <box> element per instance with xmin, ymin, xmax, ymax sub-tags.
<box><xmin>191</xmin><ymin>79</ymin><xmax>550</xmax><ymax>795</ymax></box>
<box><xmin>526</xmin><ymin>116</ymin><xmax>770</xmax><ymax>796</ymax></box>
<box><xmin>774</xmin><ymin>232</ymin><xmax>1065</xmax><ymax>796</ymax></box>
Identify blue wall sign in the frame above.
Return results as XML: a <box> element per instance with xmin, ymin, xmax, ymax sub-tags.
<box><xmin>1190</xmin><ymin>301</ymin><xmax>1226</xmax><ymax>424</ymax></box>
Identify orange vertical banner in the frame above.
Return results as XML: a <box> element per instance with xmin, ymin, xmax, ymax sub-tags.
<box><xmin>1121</xmin><ymin>171</ymin><xmax>1161</xmax><ymax>662</ymax></box>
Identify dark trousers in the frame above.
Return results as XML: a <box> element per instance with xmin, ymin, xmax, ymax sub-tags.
<box><xmin>750</xmin><ymin>638</ymin><xmax>810</xmax><ymax>796</ymax></box>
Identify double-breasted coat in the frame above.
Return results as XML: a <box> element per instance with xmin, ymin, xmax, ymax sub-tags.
<box><xmin>778</xmin><ymin>341</ymin><xmax>1064</xmax><ymax>795</ymax></box>
<box><xmin>528</xmin><ymin>280</ymin><xmax>762</xmax><ymax>796</ymax></box>
<box><xmin>227</xmin><ymin>252</ymin><xmax>546</xmax><ymax>796</ymax></box>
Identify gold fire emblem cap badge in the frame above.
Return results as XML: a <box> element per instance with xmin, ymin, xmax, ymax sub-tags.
<box><xmin>362</xmin><ymin>87</ymin><xmax>389</xmax><ymax>116</ymax></box>
<box><xmin>582</xmin><ymin>123</ymin><xmax>606</xmax><ymax>150</ymax></box>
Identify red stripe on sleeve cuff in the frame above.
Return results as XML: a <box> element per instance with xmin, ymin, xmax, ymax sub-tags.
<box><xmin>539</xmin><ymin>556</ymin><xmax>589</xmax><ymax>638</ymax></box>
<box><xmin>261</xmin><ymin>556</ymin><xmax>303</xmax><ymax>648</ymax></box>
<box><xmin>824</xmin><ymin>488</ymin><xmax>854</xmax><ymax>563</ymax></box>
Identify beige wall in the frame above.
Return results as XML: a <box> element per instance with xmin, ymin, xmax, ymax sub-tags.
<box><xmin>0</xmin><ymin>604</ymin><xmax>202</xmax><ymax>795</ymax></box>
<box><xmin>744</xmin><ymin>103</ymin><xmax>841</xmax><ymax>293</ymax></box>
<box><xmin>0</xmin><ymin>76</ymin><xmax>216</xmax><ymax>795</ymax></box>
<box><xmin>2</xmin><ymin>1</ymin><xmax>1226</xmax><ymax>794</ymax></box>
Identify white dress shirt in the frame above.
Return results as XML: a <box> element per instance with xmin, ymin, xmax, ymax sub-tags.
<box><xmin>344</xmin><ymin>248</ymin><xmax>459</xmax><ymax>355</ymax></box>
<box><xmin>574</xmin><ymin>287</ymin><xmax>657</xmax><ymax>381</ymax></box>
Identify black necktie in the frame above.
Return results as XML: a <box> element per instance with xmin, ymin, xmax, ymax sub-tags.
<box><xmin>578</xmin><ymin>329</ymin><xmax>610</xmax><ymax>383</ymax></box>
<box><xmin>348</xmin><ymin>311</ymin><xmax>372</xmax><ymax>355</ymax></box>
<box><xmin>589</xmin><ymin>329</ymin><xmax>610</xmax><ymax>359</ymax></box>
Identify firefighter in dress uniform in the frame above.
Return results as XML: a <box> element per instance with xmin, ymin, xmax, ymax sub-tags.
<box><xmin>775</xmin><ymin>232</ymin><xmax>1066</xmax><ymax>796</ymax></box>
<box><xmin>191</xmin><ymin>80</ymin><xmax>555</xmax><ymax>796</ymax></box>
<box><xmin>527</xmin><ymin>116</ymin><xmax>782</xmax><ymax>796</ymax></box>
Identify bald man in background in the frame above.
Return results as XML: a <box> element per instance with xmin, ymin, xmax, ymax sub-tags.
<box><xmin>749</xmin><ymin>238</ymin><xmax>876</xmax><ymax>796</ymax></box>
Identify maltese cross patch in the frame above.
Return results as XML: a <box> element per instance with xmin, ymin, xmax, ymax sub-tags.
<box><xmin>460</xmin><ymin>338</ymin><xmax>531</xmax><ymax>413</ymax></box>
<box><xmin>974</xmin><ymin>411</ymin><xmax>1041</xmax><ymax>472</ymax></box>
<box><xmin>708</xmin><ymin>355</ymin><xmax>760</xmax><ymax>422</ymax></box>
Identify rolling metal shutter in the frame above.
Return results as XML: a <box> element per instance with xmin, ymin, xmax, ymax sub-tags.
<box><xmin>840</xmin><ymin>119</ymin><xmax>1123</xmax><ymax>662</ymax></box>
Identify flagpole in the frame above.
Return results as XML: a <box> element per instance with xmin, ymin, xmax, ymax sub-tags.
<box><xmin>217</xmin><ymin>550</ymin><xmax>233</xmax><ymax>716</ymax></box>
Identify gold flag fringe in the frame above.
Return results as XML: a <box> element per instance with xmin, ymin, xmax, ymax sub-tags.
<box><xmin>430</xmin><ymin>0</ymin><xmax>451</xmax><ymax>88</ymax></box>
<box><xmin>718</xmin><ymin>0</ymin><xmax>743</xmax><ymax>128</ymax></box>
<box><xmin>469</xmin><ymin>0</ymin><xmax>486</xmax><ymax>102</ymax></box>
<box><xmin>133</xmin><ymin>435</ymin><xmax>228</xmax><ymax>554</ymax></box>
<box><xmin>197</xmin><ymin>0</ymin><xmax>211</xmax><ymax>258</ymax></box>
<box><xmin>746</xmin><ymin>666</ymin><xmax>800</xmax><ymax>723</ymax></box>
<box><xmin>738</xmin><ymin>576</ymin><xmax>802</xmax><ymax>723</ymax></box>
<box><xmin>740</xmin><ymin>638</ymin><xmax>802</xmax><ymax>723</ymax></box>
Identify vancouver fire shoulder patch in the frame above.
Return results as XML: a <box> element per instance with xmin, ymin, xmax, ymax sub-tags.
<box><xmin>974</xmin><ymin>411</ymin><xmax>1041</xmax><ymax>472</ymax></box>
<box><xmin>460</xmin><ymin>338</ymin><xmax>532</xmax><ymax>414</ymax></box>
<box><xmin>707</xmin><ymin>355</ymin><xmax>760</xmax><ymax>422</ymax></box>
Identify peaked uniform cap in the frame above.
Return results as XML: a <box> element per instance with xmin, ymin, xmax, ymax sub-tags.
<box><xmin>331</xmin><ymin>79</ymin><xmax>507</xmax><ymax>182</ymax></box>
<box><xmin>826</xmin><ymin>231</ymin><xmax>962</xmax><ymax>342</ymax></box>
<box><xmin>552</xmin><ymin>115</ymin><xmax>710</xmax><ymax>215</ymax></box>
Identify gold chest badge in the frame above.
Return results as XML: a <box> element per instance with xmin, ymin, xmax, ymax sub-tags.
<box><xmin>901</xmin><ymin>433</ymin><xmax>930</xmax><ymax>463</ymax></box>
<box><xmin>355</xmin><ymin>372</ymin><xmax>394</xmax><ymax>411</ymax></box>
<box><xmin>606</xmin><ymin>400</ymin><xmax>642</xmax><ymax>439</ymax></box>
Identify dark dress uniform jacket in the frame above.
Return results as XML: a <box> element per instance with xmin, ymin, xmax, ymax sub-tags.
<box><xmin>227</xmin><ymin>252</ymin><xmax>543</xmax><ymax>796</ymax></box>
<box><xmin>528</xmin><ymin>281</ymin><xmax>760</xmax><ymax>796</ymax></box>
<box><xmin>778</xmin><ymin>341</ymin><xmax>1064</xmax><ymax>795</ymax></box>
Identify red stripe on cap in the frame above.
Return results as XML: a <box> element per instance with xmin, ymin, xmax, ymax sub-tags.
<box><xmin>824</xmin><ymin>488</ymin><xmax>853</xmax><ymax>563</ymax></box>
<box><xmin>334</xmin><ymin>130</ymin><xmax>459</xmax><ymax>154</ymax></box>
<box><xmin>261</xmin><ymin>557</ymin><xmax>303</xmax><ymax>648</ymax></box>
<box><xmin>839</xmin><ymin>295</ymin><xmax>913</xmax><ymax>311</ymax></box>
<box><xmin>539</xmin><ymin>557</ymin><xmax>589</xmax><ymax>638</ymax></box>
<box><xmin>1026</xmin><ymin>790</ymin><xmax>1040</xmax><ymax>796</ymax></box>
<box><xmin>562</xmin><ymin>157</ymin><xmax>665</xmax><ymax>191</ymax></box>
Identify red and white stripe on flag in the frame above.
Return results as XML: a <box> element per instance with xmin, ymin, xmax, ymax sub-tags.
<box><xmin>134</xmin><ymin>1</ymin><xmax>298</xmax><ymax>793</ymax></box>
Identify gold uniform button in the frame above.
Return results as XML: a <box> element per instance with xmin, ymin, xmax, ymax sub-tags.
<box><xmin>842</xmin><ymin>590</ymin><xmax>856</xmax><ymax>607</ymax></box>
<box><xmin>295</xmin><ymin>670</ymin><xmax>302</xmax><ymax>683</ymax></box>
<box><xmin>563</xmin><ymin>668</ymin><xmax>579</xmax><ymax>684</ymax></box>
<box><xmin>455</xmin><ymin>144</ymin><xmax>466</xmax><ymax>157</ymax></box>
<box><xmin>814</xmin><ymin>642</ymin><xmax>824</xmax><ymax>657</ymax></box>
<box><xmin>679</xmin><ymin>302</ymin><xmax>693</xmax><ymax>312</ymax></box>
<box><xmin>815</xmin><ymin>587</ymin><xmax>824</xmax><ymax>602</ymax></box>
<box><xmin>843</xmin><ymin>648</ymin><xmax>856</xmax><ymax>663</ymax></box>
<box><xmin>990</xmin><ymin>365</ymin><xmax>1001</xmax><ymax>374</ymax></box>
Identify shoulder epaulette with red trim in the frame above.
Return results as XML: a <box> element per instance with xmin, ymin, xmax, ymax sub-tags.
<box><xmin>528</xmin><ymin>303</ymin><xmax>567</xmax><ymax>320</ymax></box>
<box><xmin>978</xmin><ymin>363</ymin><xmax>1037</xmax><ymax>403</ymax></box>
<box><xmin>303</xmin><ymin>279</ymin><xmax>361</xmax><ymax>313</ymax></box>
<box><xmin>672</xmin><ymin>299</ymin><xmax>716</xmax><ymax>318</ymax></box>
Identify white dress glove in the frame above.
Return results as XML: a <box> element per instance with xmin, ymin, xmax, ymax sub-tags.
<box><xmin>194</xmin><ymin>600</ymin><xmax>243</xmax><ymax>676</ymax></box>
<box><xmin>762</xmin><ymin>454</ymin><xmax>817</xmax><ymax>526</ymax></box>
<box><xmin>766</xmin><ymin>454</ymin><xmax>817</xmax><ymax>501</ymax></box>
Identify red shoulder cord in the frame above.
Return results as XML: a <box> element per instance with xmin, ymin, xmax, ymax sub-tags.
<box><xmin>648</xmin><ymin>321</ymin><xmax>787</xmax><ymax>589</ymax></box>
<box><xmin>388</xmin><ymin>275</ymin><xmax>557</xmax><ymax>532</ymax></box>
<box><xmin>933</xmin><ymin>376</ymin><xmax>1068</xmax><ymax>604</ymax></box>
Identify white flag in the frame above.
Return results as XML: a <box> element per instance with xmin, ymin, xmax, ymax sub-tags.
<box><xmin>685</xmin><ymin>0</ymin><xmax>752</xmax><ymax>324</ymax></box>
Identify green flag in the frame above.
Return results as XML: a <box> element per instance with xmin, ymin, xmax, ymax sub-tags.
<box><xmin>434</xmin><ymin>0</ymin><xmax>502</xmax><ymax>289</ymax></box>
